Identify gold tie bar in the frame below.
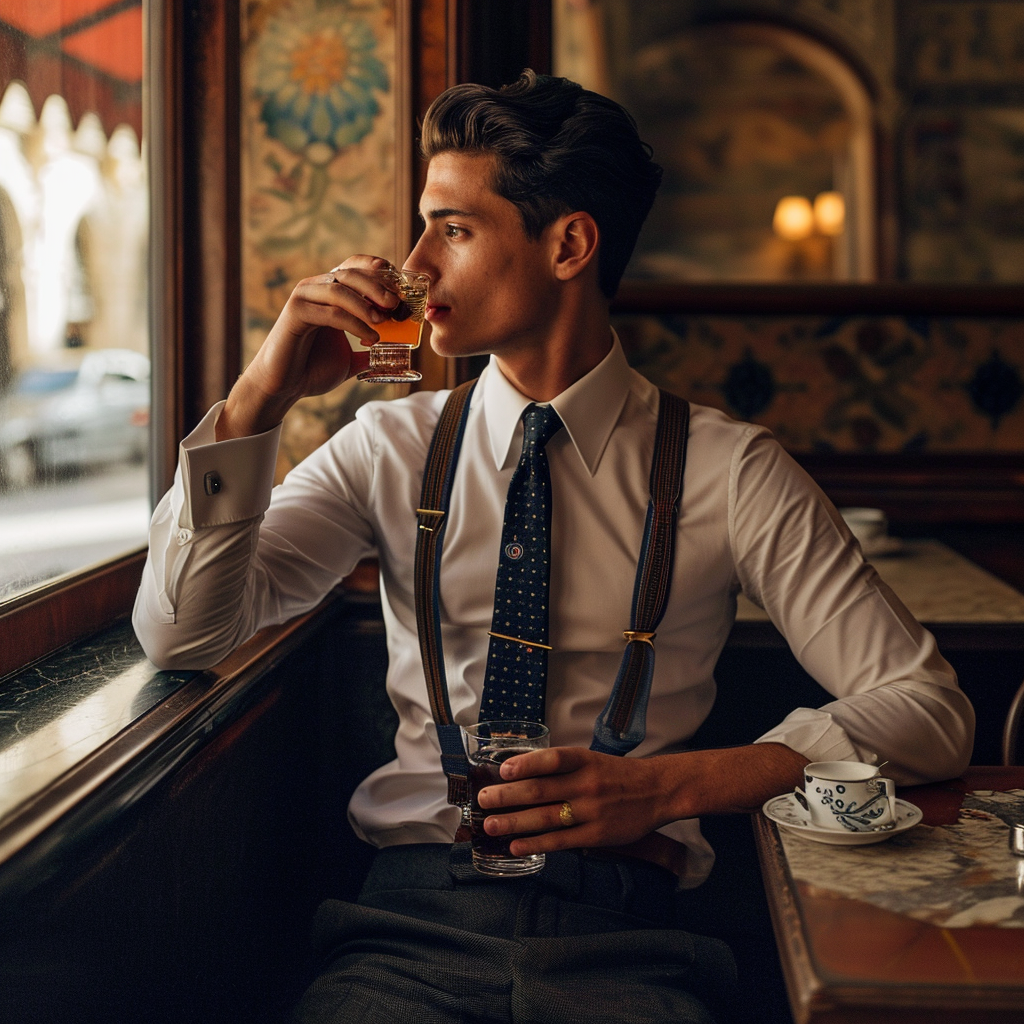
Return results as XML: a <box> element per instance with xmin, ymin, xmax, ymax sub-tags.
<box><xmin>488</xmin><ymin>630</ymin><xmax>553</xmax><ymax>651</ymax></box>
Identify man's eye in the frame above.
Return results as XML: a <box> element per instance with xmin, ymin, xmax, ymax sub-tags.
<box><xmin>445</xmin><ymin>224</ymin><xmax>466</xmax><ymax>239</ymax></box>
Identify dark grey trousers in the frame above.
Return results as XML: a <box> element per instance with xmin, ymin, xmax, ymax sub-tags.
<box><xmin>289</xmin><ymin>843</ymin><xmax>738</xmax><ymax>1024</ymax></box>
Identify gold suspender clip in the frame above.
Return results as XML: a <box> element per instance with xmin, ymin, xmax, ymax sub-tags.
<box><xmin>487</xmin><ymin>630</ymin><xmax>553</xmax><ymax>651</ymax></box>
<box><xmin>416</xmin><ymin>508</ymin><xmax>446</xmax><ymax>532</ymax></box>
<box><xmin>623</xmin><ymin>630</ymin><xmax>656</xmax><ymax>646</ymax></box>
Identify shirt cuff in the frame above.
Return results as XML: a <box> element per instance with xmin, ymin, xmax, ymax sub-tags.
<box><xmin>178</xmin><ymin>401</ymin><xmax>282</xmax><ymax>529</ymax></box>
<box><xmin>754</xmin><ymin>708</ymin><xmax>866</xmax><ymax>765</ymax></box>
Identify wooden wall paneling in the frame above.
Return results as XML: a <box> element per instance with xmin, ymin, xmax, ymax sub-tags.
<box><xmin>0</xmin><ymin>668</ymin><xmax>318</xmax><ymax>1024</ymax></box>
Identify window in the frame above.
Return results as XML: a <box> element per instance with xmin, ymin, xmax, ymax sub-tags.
<box><xmin>0</xmin><ymin>3</ymin><xmax>149</xmax><ymax>612</ymax></box>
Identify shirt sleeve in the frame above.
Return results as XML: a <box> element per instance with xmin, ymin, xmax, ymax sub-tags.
<box><xmin>133</xmin><ymin>401</ymin><xmax>378</xmax><ymax>670</ymax></box>
<box><xmin>728</xmin><ymin>429</ymin><xmax>975</xmax><ymax>785</ymax></box>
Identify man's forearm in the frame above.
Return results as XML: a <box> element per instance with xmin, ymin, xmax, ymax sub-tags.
<box><xmin>657</xmin><ymin>742</ymin><xmax>810</xmax><ymax>820</ymax></box>
<box><xmin>482</xmin><ymin>741</ymin><xmax>811</xmax><ymax>855</ymax></box>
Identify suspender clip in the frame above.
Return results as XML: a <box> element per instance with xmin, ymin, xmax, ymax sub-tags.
<box><xmin>623</xmin><ymin>630</ymin><xmax>656</xmax><ymax>646</ymax></box>
<box><xmin>417</xmin><ymin>508</ymin><xmax>446</xmax><ymax>532</ymax></box>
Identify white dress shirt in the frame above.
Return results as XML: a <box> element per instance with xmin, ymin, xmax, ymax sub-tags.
<box><xmin>133</xmin><ymin>338</ymin><xmax>974</xmax><ymax>887</ymax></box>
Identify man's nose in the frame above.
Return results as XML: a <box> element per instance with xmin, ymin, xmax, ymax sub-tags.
<box><xmin>403</xmin><ymin>234</ymin><xmax>433</xmax><ymax>277</ymax></box>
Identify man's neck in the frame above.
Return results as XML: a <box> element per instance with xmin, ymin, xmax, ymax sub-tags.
<box><xmin>492</xmin><ymin>297</ymin><xmax>613</xmax><ymax>403</ymax></box>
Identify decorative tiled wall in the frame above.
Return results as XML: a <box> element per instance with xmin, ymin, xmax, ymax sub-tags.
<box><xmin>241</xmin><ymin>0</ymin><xmax>403</xmax><ymax>479</ymax></box>
<box><xmin>616</xmin><ymin>312</ymin><xmax>1024</xmax><ymax>453</ymax></box>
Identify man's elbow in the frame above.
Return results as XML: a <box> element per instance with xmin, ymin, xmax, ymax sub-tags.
<box><xmin>132</xmin><ymin>603</ymin><xmax>238</xmax><ymax>672</ymax></box>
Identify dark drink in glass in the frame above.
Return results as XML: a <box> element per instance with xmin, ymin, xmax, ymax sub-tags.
<box><xmin>469</xmin><ymin>746</ymin><xmax>535</xmax><ymax>858</ymax></box>
<box><xmin>461</xmin><ymin>720</ymin><xmax>549</xmax><ymax>876</ymax></box>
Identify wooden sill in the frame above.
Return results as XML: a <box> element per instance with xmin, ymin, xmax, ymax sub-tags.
<box><xmin>0</xmin><ymin>587</ymin><xmax>360</xmax><ymax>902</ymax></box>
<box><xmin>0</xmin><ymin>551</ymin><xmax>149</xmax><ymax>681</ymax></box>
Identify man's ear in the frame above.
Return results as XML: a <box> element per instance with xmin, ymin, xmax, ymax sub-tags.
<box><xmin>550</xmin><ymin>211</ymin><xmax>599</xmax><ymax>282</ymax></box>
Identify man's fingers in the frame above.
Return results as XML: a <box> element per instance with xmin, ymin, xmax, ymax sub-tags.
<box><xmin>292</xmin><ymin>291</ymin><xmax>381</xmax><ymax>344</ymax></box>
<box><xmin>323</xmin><ymin>259</ymin><xmax>402</xmax><ymax>312</ymax></box>
<box><xmin>498</xmin><ymin>746</ymin><xmax>584</xmax><ymax>781</ymax></box>
<box><xmin>304</xmin><ymin>276</ymin><xmax>393</xmax><ymax>326</ymax></box>
<box><xmin>330</xmin><ymin>253</ymin><xmax>392</xmax><ymax>275</ymax></box>
<box><xmin>483</xmin><ymin>798</ymin><xmax>583</xmax><ymax>837</ymax></box>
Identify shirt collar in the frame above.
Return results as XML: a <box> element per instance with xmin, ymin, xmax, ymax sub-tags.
<box><xmin>475</xmin><ymin>331</ymin><xmax>633</xmax><ymax>476</ymax></box>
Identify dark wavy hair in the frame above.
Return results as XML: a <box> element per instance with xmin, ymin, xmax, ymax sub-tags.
<box><xmin>420</xmin><ymin>70</ymin><xmax>662</xmax><ymax>299</ymax></box>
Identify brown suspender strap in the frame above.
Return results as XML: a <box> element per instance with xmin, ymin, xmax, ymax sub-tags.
<box><xmin>413</xmin><ymin>379</ymin><xmax>477</xmax><ymax>805</ymax></box>
<box><xmin>590</xmin><ymin>390</ymin><xmax>690</xmax><ymax>754</ymax></box>
<box><xmin>414</xmin><ymin>383</ymin><xmax>690</xmax><ymax>799</ymax></box>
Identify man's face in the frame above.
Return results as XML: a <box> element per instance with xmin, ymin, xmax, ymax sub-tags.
<box><xmin>404</xmin><ymin>151</ymin><xmax>560</xmax><ymax>361</ymax></box>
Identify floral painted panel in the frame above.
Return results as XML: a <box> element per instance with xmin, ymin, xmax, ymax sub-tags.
<box><xmin>242</xmin><ymin>0</ymin><xmax>402</xmax><ymax>478</ymax></box>
<box><xmin>616</xmin><ymin>312</ymin><xmax>1024</xmax><ymax>453</ymax></box>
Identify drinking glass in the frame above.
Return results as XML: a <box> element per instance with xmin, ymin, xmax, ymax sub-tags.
<box><xmin>356</xmin><ymin>266</ymin><xmax>430</xmax><ymax>384</ymax></box>
<box><xmin>462</xmin><ymin>720</ymin><xmax>549</xmax><ymax>877</ymax></box>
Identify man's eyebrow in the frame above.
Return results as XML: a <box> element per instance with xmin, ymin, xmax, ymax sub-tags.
<box><xmin>419</xmin><ymin>207</ymin><xmax>476</xmax><ymax>222</ymax></box>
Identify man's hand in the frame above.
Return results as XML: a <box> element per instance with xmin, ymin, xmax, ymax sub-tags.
<box><xmin>476</xmin><ymin>742</ymin><xmax>809</xmax><ymax>856</ymax></box>
<box><xmin>216</xmin><ymin>255</ymin><xmax>402</xmax><ymax>440</ymax></box>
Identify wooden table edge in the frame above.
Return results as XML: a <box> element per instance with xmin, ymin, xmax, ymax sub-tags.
<box><xmin>752</xmin><ymin>810</ymin><xmax>1024</xmax><ymax>1023</ymax></box>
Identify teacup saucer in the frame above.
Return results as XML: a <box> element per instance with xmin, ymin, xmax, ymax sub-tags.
<box><xmin>762</xmin><ymin>793</ymin><xmax>923</xmax><ymax>846</ymax></box>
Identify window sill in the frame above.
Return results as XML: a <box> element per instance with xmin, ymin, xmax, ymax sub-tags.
<box><xmin>0</xmin><ymin>584</ymin><xmax>381</xmax><ymax>903</ymax></box>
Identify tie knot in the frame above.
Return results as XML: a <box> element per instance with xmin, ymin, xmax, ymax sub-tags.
<box><xmin>522</xmin><ymin>404</ymin><xmax>563</xmax><ymax>450</ymax></box>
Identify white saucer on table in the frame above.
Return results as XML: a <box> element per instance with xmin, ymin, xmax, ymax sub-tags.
<box><xmin>762</xmin><ymin>793</ymin><xmax>923</xmax><ymax>846</ymax></box>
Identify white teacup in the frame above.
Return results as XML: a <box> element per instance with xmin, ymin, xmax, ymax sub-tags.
<box><xmin>840</xmin><ymin>507</ymin><xmax>888</xmax><ymax>548</ymax></box>
<box><xmin>794</xmin><ymin>761</ymin><xmax>897</xmax><ymax>832</ymax></box>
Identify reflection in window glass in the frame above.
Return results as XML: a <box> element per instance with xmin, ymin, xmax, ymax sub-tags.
<box><xmin>0</xmin><ymin>3</ymin><xmax>149</xmax><ymax>602</ymax></box>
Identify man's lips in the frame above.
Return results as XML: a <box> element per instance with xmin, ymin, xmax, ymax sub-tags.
<box><xmin>425</xmin><ymin>304</ymin><xmax>450</xmax><ymax>322</ymax></box>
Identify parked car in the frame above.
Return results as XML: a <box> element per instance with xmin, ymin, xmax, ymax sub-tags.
<box><xmin>0</xmin><ymin>349</ymin><xmax>150</xmax><ymax>490</ymax></box>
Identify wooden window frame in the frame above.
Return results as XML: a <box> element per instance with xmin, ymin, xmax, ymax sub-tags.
<box><xmin>0</xmin><ymin>0</ymin><xmax>240</xmax><ymax>679</ymax></box>
<box><xmin>0</xmin><ymin>0</ymin><xmax>465</xmax><ymax>680</ymax></box>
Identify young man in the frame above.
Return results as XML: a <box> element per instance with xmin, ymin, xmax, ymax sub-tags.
<box><xmin>134</xmin><ymin>72</ymin><xmax>973</xmax><ymax>1023</ymax></box>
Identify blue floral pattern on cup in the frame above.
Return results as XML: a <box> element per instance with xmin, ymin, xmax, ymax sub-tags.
<box><xmin>814</xmin><ymin>781</ymin><xmax>893</xmax><ymax>831</ymax></box>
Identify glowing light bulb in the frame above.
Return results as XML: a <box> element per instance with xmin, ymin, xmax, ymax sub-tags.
<box><xmin>813</xmin><ymin>191</ymin><xmax>845</xmax><ymax>236</ymax></box>
<box><xmin>772</xmin><ymin>196</ymin><xmax>814</xmax><ymax>241</ymax></box>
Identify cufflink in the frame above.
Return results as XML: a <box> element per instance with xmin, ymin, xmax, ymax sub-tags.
<box><xmin>204</xmin><ymin>471</ymin><xmax>222</xmax><ymax>496</ymax></box>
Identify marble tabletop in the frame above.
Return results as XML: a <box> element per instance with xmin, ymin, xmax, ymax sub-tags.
<box><xmin>755</xmin><ymin>768</ymin><xmax>1024</xmax><ymax>1022</ymax></box>
<box><xmin>778</xmin><ymin>788</ymin><xmax>1024</xmax><ymax>929</ymax></box>
<box><xmin>736</xmin><ymin>539</ymin><xmax>1024</xmax><ymax>624</ymax></box>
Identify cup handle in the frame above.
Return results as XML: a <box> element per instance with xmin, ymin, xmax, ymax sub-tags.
<box><xmin>793</xmin><ymin>787</ymin><xmax>810</xmax><ymax>811</ymax></box>
<box><xmin>877</xmin><ymin>777</ymin><xmax>897</xmax><ymax>823</ymax></box>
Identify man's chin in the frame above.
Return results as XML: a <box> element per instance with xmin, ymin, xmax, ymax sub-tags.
<box><xmin>429</xmin><ymin>333</ymin><xmax>491</xmax><ymax>361</ymax></box>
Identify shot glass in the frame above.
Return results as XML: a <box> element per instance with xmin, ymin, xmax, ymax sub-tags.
<box><xmin>356</xmin><ymin>266</ymin><xmax>430</xmax><ymax>384</ymax></box>
<box><xmin>462</xmin><ymin>720</ymin><xmax>549</xmax><ymax>877</ymax></box>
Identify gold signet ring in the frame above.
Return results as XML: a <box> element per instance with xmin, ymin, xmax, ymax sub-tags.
<box><xmin>559</xmin><ymin>801</ymin><xmax>575</xmax><ymax>828</ymax></box>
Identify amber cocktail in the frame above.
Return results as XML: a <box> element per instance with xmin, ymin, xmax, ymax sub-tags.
<box><xmin>356</xmin><ymin>267</ymin><xmax>429</xmax><ymax>384</ymax></box>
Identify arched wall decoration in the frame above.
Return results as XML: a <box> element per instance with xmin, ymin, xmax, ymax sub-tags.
<box><xmin>617</xmin><ymin>20</ymin><xmax>877</xmax><ymax>283</ymax></box>
<box><xmin>726</xmin><ymin>21</ymin><xmax>877</xmax><ymax>282</ymax></box>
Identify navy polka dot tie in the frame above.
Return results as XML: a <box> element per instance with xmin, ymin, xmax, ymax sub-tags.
<box><xmin>481</xmin><ymin>404</ymin><xmax>563</xmax><ymax>723</ymax></box>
